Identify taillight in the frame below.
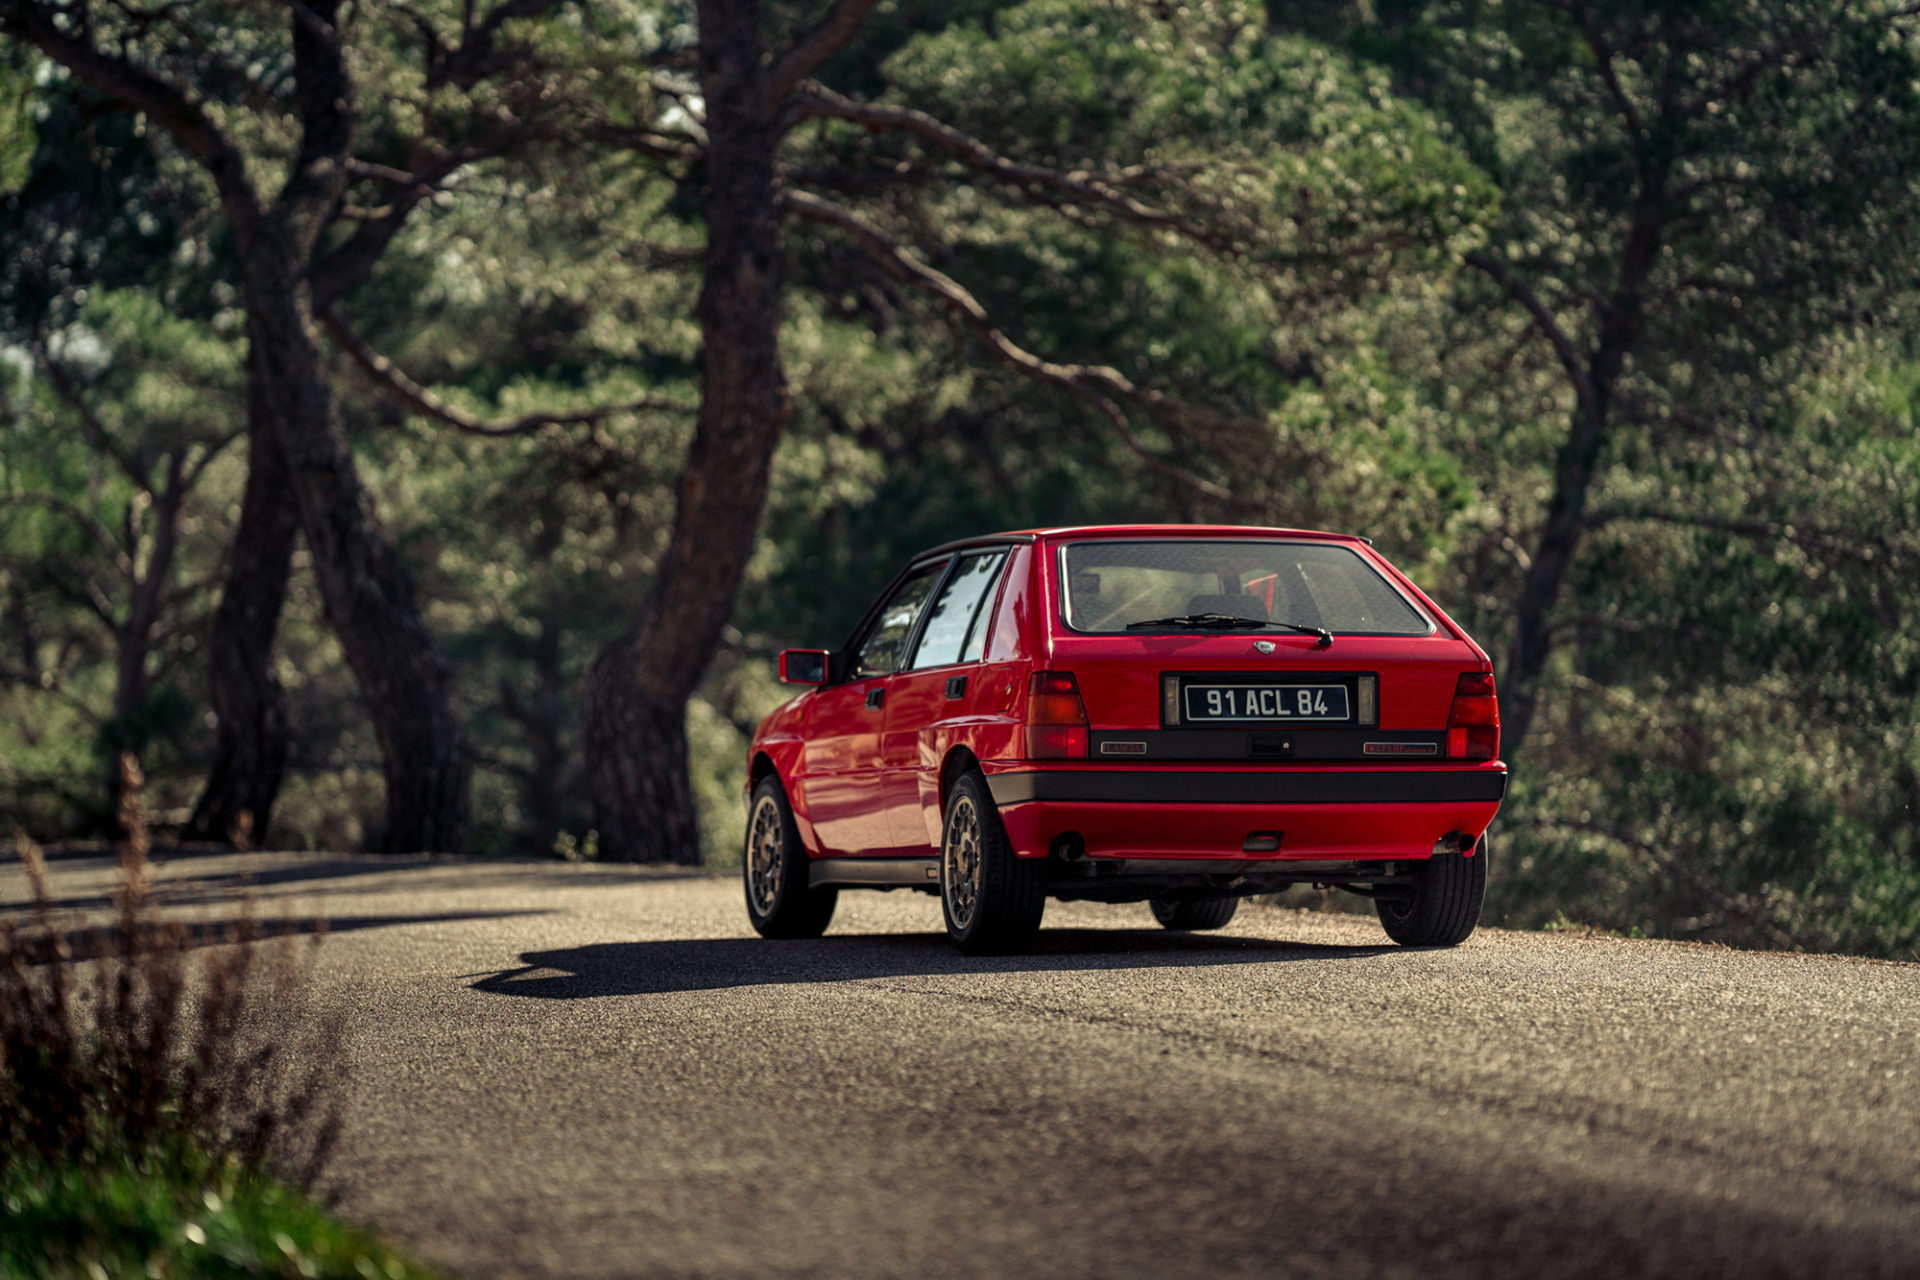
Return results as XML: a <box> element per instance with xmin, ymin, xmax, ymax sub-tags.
<box><xmin>1446</xmin><ymin>672</ymin><xmax>1499</xmax><ymax>761</ymax></box>
<box><xmin>1025</xmin><ymin>671</ymin><xmax>1089</xmax><ymax>759</ymax></box>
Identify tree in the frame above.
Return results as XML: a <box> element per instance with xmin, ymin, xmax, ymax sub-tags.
<box><xmin>1254</xmin><ymin>0</ymin><xmax>1920</xmax><ymax>951</ymax></box>
<box><xmin>0</xmin><ymin>293</ymin><xmax>242</xmax><ymax>825</ymax></box>
<box><xmin>0</xmin><ymin>0</ymin><xmax>592</xmax><ymax>851</ymax></box>
<box><xmin>1309</xmin><ymin>0</ymin><xmax>1920</xmax><ymax>755</ymax></box>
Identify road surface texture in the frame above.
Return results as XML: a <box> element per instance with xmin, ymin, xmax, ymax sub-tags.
<box><xmin>8</xmin><ymin>850</ymin><xmax>1918</xmax><ymax>1279</ymax></box>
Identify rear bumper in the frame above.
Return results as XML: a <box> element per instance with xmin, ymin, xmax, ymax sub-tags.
<box><xmin>987</xmin><ymin>766</ymin><xmax>1505</xmax><ymax>861</ymax></box>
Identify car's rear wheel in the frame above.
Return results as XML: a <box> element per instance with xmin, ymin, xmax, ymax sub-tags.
<box><xmin>743</xmin><ymin>775</ymin><xmax>837</xmax><ymax>939</ymax></box>
<box><xmin>1149</xmin><ymin>894</ymin><xmax>1239</xmax><ymax>931</ymax></box>
<box><xmin>941</xmin><ymin>772</ymin><xmax>1045</xmax><ymax>955</ymax></box>
<box><xmin>1376</xmin><ymin>835</ymin><xmax>1488</xmax><ymax>947</ymax></box>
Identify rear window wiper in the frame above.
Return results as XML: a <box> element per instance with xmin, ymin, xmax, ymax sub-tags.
<box><xmin>1123</xmin><ymin>614</ymin><xmax>1334</xmax><ymax>647</ymax></box>
<box><xmin>1126</xmin><ymin>613</ymin><xmax>1266</xmax><ymax>631</ymax></box>
<box><xmin>1261</xmin><ymin>619</ymin><xmax>1335</xmax><ymax>647</ymax></box>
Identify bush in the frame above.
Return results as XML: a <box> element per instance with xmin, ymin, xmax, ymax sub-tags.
<box><xmin>0</xmin><ymin>755</ymin><xmax>430</xmax><ymax>1278</ymax></box>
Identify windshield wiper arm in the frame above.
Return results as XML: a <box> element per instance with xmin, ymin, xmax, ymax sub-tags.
<box><xmin>1265</xmin><ymin>619</ymin><xmax>1336</xmax><ymax>648</ymax></box>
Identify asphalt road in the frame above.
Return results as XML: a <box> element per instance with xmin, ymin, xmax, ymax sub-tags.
<box><xmin>11</xmin><ymin>850</ymin><xmax>1920</xmax><ymax>1278</ymax></box>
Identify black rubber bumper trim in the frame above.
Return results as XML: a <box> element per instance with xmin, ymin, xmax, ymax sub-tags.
<box><xmin>987</xmin><ymin>768</ymin><xmax>1507</xmax><ymax>807</ymax></box>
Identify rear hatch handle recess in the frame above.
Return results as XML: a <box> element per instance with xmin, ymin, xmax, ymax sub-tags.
<box><xmin>1124</xmin><ymin>614</ymin><xmax>1334</xmax><ymax>648</ymax></box>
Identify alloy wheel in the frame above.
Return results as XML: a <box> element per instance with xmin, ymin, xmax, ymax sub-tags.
<box><xmin>943</xmin><ymin>794</ymin><xmax>983</xmax><ymax>931</ymax></box>
<box><xmin>746</xmin><ymin>794</ymin><xmax>784</xmax><ymax>916</ymax></box>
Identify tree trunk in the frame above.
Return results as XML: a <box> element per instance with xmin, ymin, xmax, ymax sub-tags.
<box><xmin>187</xmin><ymin>358</ymin><xmax>298</xmax><ymax>848</ymax></box>
<box><xmin>1498</xmin><ymin>399</ymin><xmax>1609</xmax><ymax>756</ymax></box>
<box><xmin>104</xmin><ymin>453</ymin><xmax>184</xmax><ymax>822</ymax></box>
<box><xmin>581</xmin><ymin>671</ymin><xmax>701</xmax><ymax>862</ymax></box>
<box><xmin>583</xmin><ymin>0</ymin><xmax>789</xmax><ymax>863</ymax></box>
<box><xmin>498</xmin><ymin>612</ymin><xmax>569</xmax><ymax>856</ymax></box>
<box><xmin>244</xmin><ymin>223</ymin><xmax>472</xmax><ymax>853</ymax></box>
<box><xmin>1499</xmin><ymin>189</ymin><xmax>1666</xmax><ymax>758</ymax></box>
<box><xmin>9</xmin><ymin>0</ymin><xmax>472</xmax><ymax>853</ymax></box>
<box><xmin>523</xmin><ymin>615</ymin><xmax>568</xmax><ymax>855</ymax></box>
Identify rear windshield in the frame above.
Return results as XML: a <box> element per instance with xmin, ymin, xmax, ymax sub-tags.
<box><xmin>1058</xmin><ymin>540</ymin><xmax>1431</xmax><ymax>635</ymax></box>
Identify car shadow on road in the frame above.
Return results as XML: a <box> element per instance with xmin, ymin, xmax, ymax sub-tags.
<box><xmin>470</xmin><ymin>928</ymin><xmax>1399</xmax><ymax>999</ymax></box>
<box><xmin>14</xmin><ymin>910</ymin><xmax>550</xmax><ymax>966</ymax></box>
<box><xmin>1</xmin><ymin>852</ymin><xmax>697</xmax><ymax>914</ymax></box>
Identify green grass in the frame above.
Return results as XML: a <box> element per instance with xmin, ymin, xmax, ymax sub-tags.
<box><xmin>0</xmin><ymin>1142</ymin><xmax>436</xmax><ymax>1280</ymax></box>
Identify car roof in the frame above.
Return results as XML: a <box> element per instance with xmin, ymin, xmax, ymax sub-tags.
<box><xmin>913</xmin><ymin>523</ymin><xmax>1371</xmax><ymax>561</ymax></box>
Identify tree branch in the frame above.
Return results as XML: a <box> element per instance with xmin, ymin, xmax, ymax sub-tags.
<box><xmin>779</xmin><ymin>187</ymin><xmax>1246</xmax><ymax>504</ymax></box>
<box><xmin>34</xmin><ymin>354</ymin><xmax>149</xmax><ymax>487</ymax></box>
<box><xmin>0</xmin><ymin>664</ymin><xmax>107</xmax><ymax>727</ymax></box>
<box><xmin>1578</xmin><ymin>12</ymin><xmax>1646</xmax><ymax>160</ymax></box>
<box><xmin>1463</xmin><ymin>249</ymin><xmax>1598</xmax><ymax>417</ymax></box>
<box><xmin>1</xmin><ymin>527</ymin><xmax>124</xmax><ymax>628</ymax></box>
<box><xmin>430</xmin><ymin>0</ymin><xmax>568</xmax><ymax>89</ymax></box>
<box><xmin>578</xmin><ymin>122</ymin><xmax>705</xmax><ymax>168</ymax></box>
<box><xmin>1586</xmin><ymin>507</ymin><xmax>1916</xmax><ymax>567</ymax></box>
<box><xmin>318</xmin><ymin>306</ymin><xmax>692</xmax><ymax>437</ymax></box>
<box><xmin>0</xmin><ymin>493</ymin><xmax>135</xmax><ymax>582</ymax></box>
<box><xmin>762</xmin><ymin>0</ymin><xmax>881</xmax><ymax>108</ymax></box>
<box><xmin>181</xmin><ymin>427</ymin><xmax>247</xmax><ymax>490</ymax></box>
<box><xmin>0</xmin><ymin>0</ymin><xmax>264</xmax><ymax>242</ymax></box>
<box><xmin>310</xmin><ymin>143</ymin><xmax>509</xmax><ymax>306</ymax></box>
<box><xmin>785</xmin><ymin>86</ymin><xmax>1230</xmax><ymax>251</ymax></box>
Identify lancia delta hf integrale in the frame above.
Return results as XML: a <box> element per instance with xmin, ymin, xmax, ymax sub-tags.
<box><xmin>743</xmin><ymin>526</ymin><xmax>1506</xmax><ymax>954</ymax></box>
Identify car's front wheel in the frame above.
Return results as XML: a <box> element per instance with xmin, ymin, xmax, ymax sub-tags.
<box><xmin>1376</xmin><ymin>835</ymin><xmax>1488</xmax><ymax>947</ymax></box>
<box><xmin>941</xmin><ymin>772</ymin><xmax>1045</xmax><ymax>955</ymax></box>
<box><xmin>743</xmin><ymin>775</ymin><xmax>837</xmax><ymax>939</ymax></box>
<box><xmin>1149</xmin><ymin>894</ymin><xmax>1239</xmax><ymax>931</ymax></box>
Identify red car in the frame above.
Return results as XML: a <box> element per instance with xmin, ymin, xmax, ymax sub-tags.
<box><xmin>744</xmin><ymin>525</ymin><xmax>1505</xmax><ymax>954</ymax></box>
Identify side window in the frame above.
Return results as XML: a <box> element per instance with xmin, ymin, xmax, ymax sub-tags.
<box><xmin>909</xmin><ymin>551</ymin><xmax>1008</xmax><ymax>670</ymax></box>
<box><xmin>853</xmin><ymin>562</ymin><xmax>946</xmax><ymax>677</ymax></box>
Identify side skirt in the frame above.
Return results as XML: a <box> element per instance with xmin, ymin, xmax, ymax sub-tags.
<box><xmin>809</xmin><ymin>857</ymin><xmax>942</xmax><ymax>890</ymax></box>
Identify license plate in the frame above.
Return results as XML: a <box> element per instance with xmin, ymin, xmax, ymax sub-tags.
<box><xmin>1183</xmin><ymin>682</ymin><xmax>1350</xmax><ymax>724</ymax></box>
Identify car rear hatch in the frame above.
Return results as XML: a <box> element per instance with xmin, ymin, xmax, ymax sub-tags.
<box><xmin>1052</xmin><ymin>631</ymin><xmax>1483</xmax><ymax>763</ymax></box>
<box><xmin>1039</xmin><ymin>534</ymin><xmax>1492</xmax><ymax>764</ymax></box>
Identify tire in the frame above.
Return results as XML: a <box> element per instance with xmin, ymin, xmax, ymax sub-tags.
<box><xmin>940</xmin><ymin>771</ymin><xmax>1046</xmax><ymax>955</ymax></box>
<box><xmin>743</xmin><ymin>775</ymin><xmax>837</xmax><ymax>939</ymax></box>
<box><xmin>1149</xmin><ymin>894</ymin><xmax>1239</xmax><ymax>931</ymax></box>
<box><xmin>1376</xmin><ymin>834</ymin><xmax>1489</xmax><ymax>947</ymax></box>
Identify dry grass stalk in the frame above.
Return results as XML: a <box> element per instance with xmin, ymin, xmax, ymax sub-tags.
<box><xmin>1</xmin><ymin>753</ymin><xmax>343</xmax><ymax>1189</ymax></box>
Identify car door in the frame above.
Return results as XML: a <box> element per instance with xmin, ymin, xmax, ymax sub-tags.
<box><xmin>799</xmin><ymin>559</ymin><xmax>947</xmax><ymax>856</ymax></box>
<box><xmin>880</xmin><ymin>549</ymin><xmax>1011</xmax><ymax>852</ymax></box>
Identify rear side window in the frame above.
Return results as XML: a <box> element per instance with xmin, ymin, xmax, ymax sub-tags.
<box><xmin>1060</xmin><ymin>540</ymin><xmax>1430</xmax><ymax>635</ymax></box>
<box><xmin>909</xmin><ymin>551</ymin><xmax>1008</xmax><ymax>669</ymax></box>
<box><xmin>855</xmin><ymin>561</ymin><xmax>946</xmax><ymax>676</ymax></box>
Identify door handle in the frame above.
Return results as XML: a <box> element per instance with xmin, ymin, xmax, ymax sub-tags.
<box><xmin>944</xmin><ymin>675</ymin><xmax>968</xmax><ymax>699</ymax></box>
<box><xmin>866</xmin><ymin>686</ymin><xmax>885</xmax><ymax>710</ymax></box>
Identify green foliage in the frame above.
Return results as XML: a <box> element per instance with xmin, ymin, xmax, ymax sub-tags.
<box><xmin>0</xmin><ymin>0</ymin><xmax>1913</xmax><ymax>956</ymax></box>
<box><xmin>0</xmin><ymin>1144</ymin><xmax>436</xmax><ymax>1280</ymax></box>
<box><xmin>1</xmin><ymin>291</ymin><xmax>244</xmax><ymax>829</ymax></box>
<box><xmin>1255</xmin><ymin>0</ymin><xmax>1920</xmax><ymax>957</ymax></box>
<box><xmin>0</xmin><ymin>812</ymin><xmax>393</xmax><ymax>1277</ymax></box>
<box><xmin>1494</xmin><ymin>336</ymin><xmax>1920</xmax><ymax>958</ymax></box>
<box><xmin>0</xmin><ymin>46</ymin><xmax>33</xmax><ymax>196</ymax></box>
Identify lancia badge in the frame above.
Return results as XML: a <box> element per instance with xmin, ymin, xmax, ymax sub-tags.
<box><xmin>1254</xmin><ymin>640</ymin><xmax>1276</xmax><ymax>654</ymax></box>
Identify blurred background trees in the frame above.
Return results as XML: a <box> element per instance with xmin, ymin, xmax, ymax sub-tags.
<box><xmin>2</xmin><ymin>0</ymin><xmax>1915</xmax><ymax>957</ymax></box>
